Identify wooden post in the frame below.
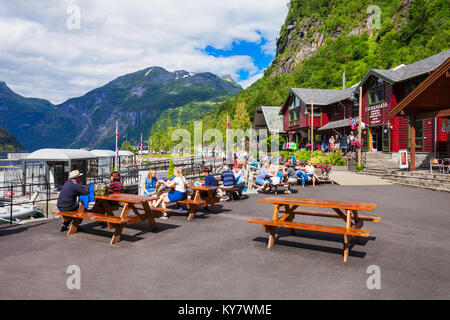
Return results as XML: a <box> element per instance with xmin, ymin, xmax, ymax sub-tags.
<box><xmin>358</xmin><ymin>87</ymin><xmax>362</xmax><ymax>166</ymax></box>
<box><xmin>311</xmin><ymin>100</ymin><xmax>314</xmax><ymax>157</ymax></box>
<box><xmin>410</xmin><ymin>114</ymin><xmax>416</xmax><ymax>171</ymax></box>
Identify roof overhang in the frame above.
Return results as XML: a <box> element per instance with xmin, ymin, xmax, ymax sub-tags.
<box><xmin>25</xmin><ymin>148</ymin><xmax>96</xmax><ymax>161</ymax></box>
<box><xmin>389</xmin><ymin>58</ymin><xmax>450</xmax><ymax>119</ymax></box>
<box><xmin>318</xmin><ymin>117</ymin><xmax>359</xmax><ymax>131</ymax></box>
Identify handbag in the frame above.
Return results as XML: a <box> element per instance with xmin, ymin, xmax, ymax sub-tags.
<box><xmin>94</xmin><ymin>184</ymin><xmax>109</xmax><ymax>196</ymax></box>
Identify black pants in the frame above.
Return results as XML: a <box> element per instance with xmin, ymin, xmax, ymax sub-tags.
<box><xmin>58</xmin><ymin>204</ymin><xmax>81</xmax><ymax>227</ymax></box>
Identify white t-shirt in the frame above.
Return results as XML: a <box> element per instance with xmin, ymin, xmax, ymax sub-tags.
<box><xmin>172</xmin><ymin>176</ymin><xmax>187</xmax><ymax>193</ymax></box>
<box><xmin>305</xmin><ymin>165</ymin><xmax>315</xmax><ymax>174</ymax></box>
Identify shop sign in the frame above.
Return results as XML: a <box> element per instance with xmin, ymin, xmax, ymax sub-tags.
<box><xmin>366</xmin><ymin>102</ymin><xmax>387</xmax><ymax>126</ymax></box>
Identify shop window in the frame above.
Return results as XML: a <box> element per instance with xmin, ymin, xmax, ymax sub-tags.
<box><xmin>368</xmin><ymin>78</ymin><xmax>384</xmax><ymax>105</ymax></box>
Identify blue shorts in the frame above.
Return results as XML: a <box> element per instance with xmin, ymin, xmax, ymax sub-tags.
<box><xmin>168</xmin><ymin>190</ymin><xmax>185</xmax><ymax>202</ymax></box>
<box><xmin>255</xmin><ymin>178</ymin><xmax>266</xmax><ymax>186</ymax></box>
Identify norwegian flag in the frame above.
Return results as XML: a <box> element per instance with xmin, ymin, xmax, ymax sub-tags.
<box><xmin>349</xmin><ymin>117</ymin><xmax>357</xmax><ymax>130</ymax></box>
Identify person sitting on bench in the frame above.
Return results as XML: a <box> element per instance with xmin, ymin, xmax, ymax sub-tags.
<box><xmin>153</xmin><ymin>168</ymin><xmax>187</xmax><ymax>219</ymax></box>
<box><xmin>283</xmin><ymin>162</ymin><xmax>298</xmax><ymax>184</ymax></box>
<box><xmin>233</xmin><ymin>164</ymin><xmax>246</xmax><ymax>199</ymax></box>
<box><xmin>256</xmin><ymin>162</ymin><xmax>273</xmax><ymax>192</ymax></box>
<box><xmin>109</xmin><ymin>171</ymin><xmax>124</xmax><ymax>194</ymax></box>
<box><xmin>304</xmin><ymin>160</ymin><xmax>321</xmax><ymax>188</ymax></box>
<box><xmin>220</xmin><ymin>165</ymin><xmax>236</xmax><ymax>200</ymax></box>
<box><xmin>142</xmin><ymin>169</ymin><xmax>158</xmax><ymax>196</ymax></box>
<box><xmin>57</xmin><ymin>170</ymin><xmax>89</xmax><ymax>232</ymax></box>
<box><xmin>200</xmin><ymin>167</ymin><xmax>217</xmax><ymax>197</ymax></box>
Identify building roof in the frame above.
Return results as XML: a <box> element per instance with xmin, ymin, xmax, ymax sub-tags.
<box><xmin>389</xmin><ymin>57</ymin><xmax>450</xmax><ymax>119</ymax></box>
<box><xmin>25</xmin><ymin>149</ymin><xmax>96</xmax><ymax>161</ymax></box>
<box><xmin>318</xmin><ymin>117</ymin><xmax>359</xmax><ymax>131</ymax></box>
<box><xmin>359</xmin><ymin>49</ymin><xmax>450</xmax><ymax>86</ymax></box>
<box><xmin>254</xmin><ymin>106</ymin><xmax>285</xmax><ymax>133</ymax></box>
<box><xmin>289</xmin><ymin>86</ymin><xmax>356</xmax><ymax>106</ymax></box>
<box><xmin>90</xmin><ymin>150</ymin><xmax>116</xmax><ymax>157</ymax></box>
<box><xmin>118</xmin><ymin>150</ymin><xmax>134</xmax><ymax>156</ymax></box>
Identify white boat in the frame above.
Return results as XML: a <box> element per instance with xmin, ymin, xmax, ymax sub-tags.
<box><xmin>0</xmin><ymin>202</ymin><xmax>37</xmax><ymax>220</ymax></box>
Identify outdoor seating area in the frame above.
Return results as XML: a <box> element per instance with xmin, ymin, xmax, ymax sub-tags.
<box><xmin>2</xmin><ymin>180</ymin><xmax>449</xmax><ymax>300</ymax></box>
<box><xmin>248</xmin><ymin>197</ymin><xmax>380</xmax><ymax>262</ymax></box>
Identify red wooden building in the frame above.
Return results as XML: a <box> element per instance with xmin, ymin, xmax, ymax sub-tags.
<box><xmin>357</xmin><ymin>49</ymin><xmax>449</xmax><ymax>158</ymax></box>
<box><xmin>280</xmin><ymin>87</ymin><xmax>358</xmax><ymax>148</ymax></box>
<box><xmin>280</xmin><ymin>49</ymin><xmax>450</xmax><ymax>164</ymax></box>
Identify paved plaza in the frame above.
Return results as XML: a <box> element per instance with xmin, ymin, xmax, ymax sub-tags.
<box><xmin>1</xmin><ymin>182</ymin><xmax>449</xmax><ymax>300</ymax></box>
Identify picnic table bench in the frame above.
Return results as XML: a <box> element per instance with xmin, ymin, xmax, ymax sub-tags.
<box><xmin>177</xmin><ymin>185</ymin><xmax>220</xmax><ymax>221</ymax></box>
<box><xmin>248</xmin><ymin>197</ymin><xmax>380</xmax><ymax>262</ymax></box>
<box><xmin>54</xmin><ymin>194</ymin><xmax>173</xmax><ymax>245</ymax></box>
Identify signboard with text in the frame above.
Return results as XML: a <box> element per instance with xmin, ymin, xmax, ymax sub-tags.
<box><xmin>366</xmin><ymin>102</ymin><xmax>387</xmax><ymax>126</ymax></box>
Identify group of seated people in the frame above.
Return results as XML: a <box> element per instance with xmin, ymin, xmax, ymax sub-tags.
<box><xmin>255</xmin><ymin>160</ymin><xmax>321</xmax><ymax>192</ymax></box>
<box><xmin>139</xmin><ymin>164</ymin><xmax>248</xmax><ymax>218</ymax></box>
<box><xmin>219</xmin><ymin>164</ymin><xmax>247</xmax><ymax>200</ymax></box>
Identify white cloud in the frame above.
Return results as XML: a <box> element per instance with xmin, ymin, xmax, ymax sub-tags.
<box><xmin>0</xmin><ymin>0</ymin><xmax>289</xmax><ymax>103</ymax></box>
<box><xmin>238</xmin><ymin>72</ymin><xmax>264</xmax><ymax>89</ymax></box>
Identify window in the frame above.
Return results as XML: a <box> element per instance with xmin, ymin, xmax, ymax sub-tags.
<box><xmin>368</xmin><ymin>78</ymin><xmax>384</xmax><ymax>105</ymax></box>
<box><xmin>289</xmin><ymin>95</ymin><xmax>296</xmax><ymax>110</ymax></box>
<box><xmin>352</xmin><ymin>103</ymin><xmax>359</xmax><ymax>117</ymax></box>
<box><xmin>334</xmin><ymin>104</ymin><xmax>341</xmax><ymax>116</ymax></box>
<box><xmin>295</xmin><ymin>108</ymin><xmax>300</xmax><ymax>121</ymax></box>
<box><xmin>305</xmin><ymin>106</ymin><xmax>321</xmax><ymax>117</ymax></box>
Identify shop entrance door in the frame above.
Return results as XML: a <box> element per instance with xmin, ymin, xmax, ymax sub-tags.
<box><xmin>371</xmin><ymin>127</ymin><xmax>383</xmax><ymax>151</ymax></box>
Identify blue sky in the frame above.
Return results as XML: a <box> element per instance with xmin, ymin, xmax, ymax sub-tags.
<box><xmin>204</xmin><ymin>38</ymin><xmax>276</xmax><ymax>81</ymax></box>
<box><xmin>0</xmin><ymin>0</ymin><xmax>289</xmax><ymax>103</ymax></box>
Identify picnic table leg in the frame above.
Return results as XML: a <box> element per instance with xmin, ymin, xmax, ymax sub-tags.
<box><xmin>101</xmin><ymin>200</ymin><xmax>117</xmax><ymax>230</ymax></box>
<box><xmin>267</xmin><ymin>226</ymin><xmax>277</xmax><ymax>249</ymax></box>
<box><xmin>207</xmin><ymin>190</ymin><xmax>217</xmax><ymax>213</ymax></box>
<box><xmin>188</xmin><ymin>204</ymin><xmax>197</xmax><ymax>221</ymax></box>
<box><xmin>284</xmin><ymin>205</ymin><xmax>296</xmax><ymax>235</ymax></box>
<box><xmin>67</xmin><ymin>217</ymin><xmax>82</xmax><ymax>236</ymax></box>
<box><xmin>343</xmin><ymin>209</ymin><xmax>352</xmax><ymax>262</ymax></box>
<box><xmin>352</xmin><ymin>210</ymin><xmax>363</xmax><ymax>244</ymax></box>
<box><xmin>142</xmin><ymin>202</ymin><xmax>159</xmax><ymax>232</ymax></box>
<box><xmin>110</xmin><ymin>225</ymin><xmax>124</xmax><ymax>245</ymax></box>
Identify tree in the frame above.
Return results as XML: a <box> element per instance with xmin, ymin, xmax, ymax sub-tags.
<box><xmin>231</xmin><ymin>101</ymin><xmax>251</xmax><ymax>130</ymax></box>
<box><xmin>167</xmin><ymin>158</ymin><xmax>175</xmax><ymax>179</ymax></box>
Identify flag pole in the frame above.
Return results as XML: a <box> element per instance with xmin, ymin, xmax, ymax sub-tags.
<box><xmin>358</xmin><ymin>86</ymin><xmax>362</xmax><ymax>166</ymax></box>
<box><xmin>115</xmin><ymin>121</ymin><xmax>119</xmax><ymax>171</ymax></box>
<box><xmin>310</xmin><ymin>100</ymin><xmax>314</xmax><ymax>157</ymax></box>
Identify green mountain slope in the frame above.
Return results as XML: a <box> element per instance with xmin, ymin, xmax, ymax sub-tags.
<box><xmin>194</xmin><ymin>0</ymin><xmax>449</xmax><ymax>136</ymax></box>
<box><xmin>0</xmin><ymin>125</ymin><xmax>25</xmax><ymax>152</ymax></box>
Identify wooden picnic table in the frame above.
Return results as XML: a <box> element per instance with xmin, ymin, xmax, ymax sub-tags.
<box><xmin>248</xmin><ymin>197</ymin><xmax>380</xmax><ymax>262</ymax></box>
<box><xmin>178</xmin><ymin>185</ymin><xmax>220</xmax><ymax>220</ymax></box>
<box><xmin>55</xmin><ymin>193</ymin><xmax>172</xmax><ymax>245</ymax></box>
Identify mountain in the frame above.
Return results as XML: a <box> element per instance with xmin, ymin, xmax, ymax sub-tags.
<box><xmin>0</xmin><ymin>125</ymin><xmax>25</xmax><ymax>152</ymax></box>
<box><xmin>0</xmin><ymin>68</ymin><xmax>242</xmax><ymax>150</ymax></box>
<box><xmin>196</xmin><ymin>0</ymin><xmax>449</xmax><ymax>134</ymax></box>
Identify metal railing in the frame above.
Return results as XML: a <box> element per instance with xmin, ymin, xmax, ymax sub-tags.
<box><xmin>0</xmin><ymin>181</ymin><xmax>57</xmax><ymax>224</ymax></box>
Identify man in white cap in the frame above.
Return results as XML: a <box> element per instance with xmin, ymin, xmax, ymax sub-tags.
<box><xmin>57</xmin><ymin>170</ymin><xmax>89</xmax><ymax>232</ymax></box>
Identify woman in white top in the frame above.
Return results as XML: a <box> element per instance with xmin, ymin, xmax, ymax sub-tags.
<box><xmin>329</xmin><ymin>135</ymin><xmax>335</xmax><ymax>152</ymax></box>
<box><xmin>304</xmin><ymin>160</ymin><xmax>321</xmax><ymax>187</ymax></box>
<box><xmin>153</xmin><ymin>167</ymin><xmax>186</xmax><ymax>219</ymax></box>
